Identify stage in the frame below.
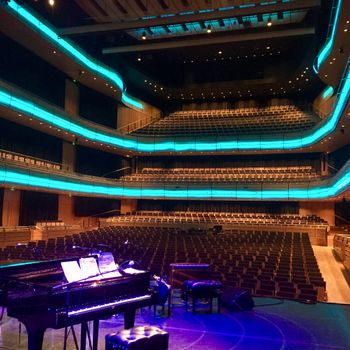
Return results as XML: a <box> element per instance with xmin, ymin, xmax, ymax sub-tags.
<box><xmin>1</xmin><ymin>297</ymin><xmax>349</xmax><ymax>349</ymax></box>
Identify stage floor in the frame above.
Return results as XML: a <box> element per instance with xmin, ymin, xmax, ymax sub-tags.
<box><xmin>1</xmin><ymin>297</ymin><xmax>350</xmax><ymax>350</ymax></box>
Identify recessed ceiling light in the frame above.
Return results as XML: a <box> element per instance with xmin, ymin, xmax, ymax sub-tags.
<box><xmin>137</xmin><ymin>57</ymin><xmax>142</xmax><ymax>61</ymax></box>
<box><xmin>266</xmin><ymin>46</ymin><xmax>270</xmax><ymax>50</ymax></box>
<box><xmin>218</xmin><ymin>50</ymin><xmax>222</xmax><ymax>54</ymax></box>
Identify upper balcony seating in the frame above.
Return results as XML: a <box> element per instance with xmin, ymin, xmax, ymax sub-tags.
<box><xmin>130</xmin><ymin>105</ymin><xmax>321</xmax><ymax>136</ymax></box>
<box><xmin>120</xmin><ymin>166</ymin><xmax>321</xmax><ymax>183</ymax></box>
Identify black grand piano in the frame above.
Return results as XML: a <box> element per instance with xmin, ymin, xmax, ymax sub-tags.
<box><xmin>0</xmin><ymin>255</ymin><xmax>155</xmax><ymax>350</ymax></box>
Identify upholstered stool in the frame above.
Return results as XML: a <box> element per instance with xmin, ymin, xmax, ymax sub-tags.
<box><xmin>182</xmin><ymin>280</ymin><xmax>222</xmax><ymax>313</ymax></box>
<box><xmin>105</xmin><ymin>326</ymin><xmax>169</xmax><ymax>350</ymax></box>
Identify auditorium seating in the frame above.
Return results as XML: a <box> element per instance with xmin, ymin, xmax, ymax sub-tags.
<box><xmin>0</xmin><ymin>228</ymin><xmax>326</xmax><ymax>302</ymax></box>
<box><xmin>130</xmin><ymin>105</ymin><xmax>321</xmax><ymax>136</ymax></box>
<box><xmin>104</xmin><ymin>211</ymin><xmax>327</xmax><ymax>228</ymax></box>
<box><xmin>120</xmin><ymin>166</ymin><xmax>321</xmax><ymax>183</ymax></box>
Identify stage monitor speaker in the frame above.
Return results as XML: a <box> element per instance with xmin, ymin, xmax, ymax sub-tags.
<box><xmin>221</xmin><ymin>287</ymin><xmax>255</xmax><ymax>311</ymax></box>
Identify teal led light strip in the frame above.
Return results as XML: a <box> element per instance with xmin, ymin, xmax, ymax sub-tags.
<box><xmin>5</xmin><ymin>0</ymin><xmax>143</xmax><ymax>110</ymax></box>
<box><xmin>314</xmin><ymin>0</ymin><xmax>342</xmax><ymax>73</ymax></box>
<box><xmin>0</xmin><ymin>63</ymin><xmax>349</xmax><ymax>153</ymax></box>
<box><xmin>1</xmin><ymin>164</ymin><xmax>350</xmax><ymax>200</ymax></box>
<box><xmin>322</xmin><ymin>86</ymin><xmax>334</xmax><ymax>99</ymax></box>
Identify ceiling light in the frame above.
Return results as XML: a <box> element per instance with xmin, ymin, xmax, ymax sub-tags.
<box><xmin>218</xmin><ymin>50</ymin><xmax>222</xmax><ymax>54</ymax></box>
<box><xmin>266</xmin><ymin>46</ymin><xmax>270</xmax><ymax>50</ymax></box>
<box><xmin>48</xmin><ymin>0</ymin><xmax>55</xmax><ymax>6</ymax></box>
<box><xmin>206</xmin><ymin>25</ymin><xmax>212</xmax><ymax>33</ymax></box>
<box><xmin>267</xmin><ymin>17</ymin><xmax>272</xmax><ymax>27</ymax></box>
<box><xmin>137</xmin><ymin>57</ymin><xmax>142</xmax><ymax>61</ymax></box>
<box><xmin>141</xmin><ymin>32</ymin><xmax>147</xmax><ymax>40</ymax></box>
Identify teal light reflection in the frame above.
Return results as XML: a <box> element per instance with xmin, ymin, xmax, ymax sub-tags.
<box><xmin>6</xmin><ymin>0</ymin><xmax>143</xmax><ymax>110</ymax></box>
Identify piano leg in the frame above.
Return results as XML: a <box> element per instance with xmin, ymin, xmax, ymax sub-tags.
<box><xmin>80</xmin><ymin>322</ymin><xmax>88</xmax><ymax>350</ymax></box>
<box><xmin>92</xmin><ymin>319</ymin><xmax>99</xmax><ymax>350</ymax></box>
<box><xmin>26</xmin><ymin>328</ymin><xmax>46</xmax><ymax>350</ymax></box>
<box><xmin>124</xmin><ymin>309</ymin><xmax>136</xmax><ymax>329</ymax></box>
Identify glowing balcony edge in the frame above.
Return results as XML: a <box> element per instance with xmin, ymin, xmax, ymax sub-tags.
<box><xmin>1</xmin><ymin>162</ymin><xmax>350</xmax><ymax>200</ymax></box>
<box><xmin>0</xmin><ymin>63</ymin><xmax>349</xmax><ymax>153</ymax></box>
<box><xmin>313</xmin><ymin>0</ymin><xmax>342</xmax><ymax>73</ymax></box>
<box><xmin>4</xmin><ymin>0</ymin><xmax>143</xmax><ymax>110</ymax></box>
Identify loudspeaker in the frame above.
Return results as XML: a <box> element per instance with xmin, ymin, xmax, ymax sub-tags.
<box><xmin>221</xmin><ymin>287</ymin><xmax>255</xmax><ymax>311</ymax></box>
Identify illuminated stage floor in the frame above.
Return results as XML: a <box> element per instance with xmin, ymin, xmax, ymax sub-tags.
<box><xmin>1</xmin><ymin>298</ymin><xmax>350</xmax><ymax>350</ymax></box>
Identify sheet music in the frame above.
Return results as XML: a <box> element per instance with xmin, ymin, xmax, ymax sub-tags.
<box><xmin>123</xmin><ymin>267</ymin><xmax>146</xmax><ymax>275</ymax></box>
<box><xmin>98</xmin><ymin>253</ymin><xmax>122</xmax><ymax>278</ymax></box>
<box><xmin>79</xmin><ymin>257</ymin><xmax>100</xmax><ymax>279</ymax></box>
<box><xmin>61</xmin><ymin>261</ymin><xmax>85</xmax><ymax>283</ymax></box>
<box><xmin>61</xmin><ymin>255</ymin><xmax>122</xmax><ymax>283</ymax></box>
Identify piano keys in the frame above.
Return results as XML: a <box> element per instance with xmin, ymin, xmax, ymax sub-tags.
<box><xmin>0</xmin><ymin>256</ymin><xmax>155</xmax><ymax>350</ymax></box>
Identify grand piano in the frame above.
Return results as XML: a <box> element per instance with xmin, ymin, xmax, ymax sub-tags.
<box><xmin>0</xmin><ymin>255</ymin><xmax>155</xmax><ymax>350</ymax></box>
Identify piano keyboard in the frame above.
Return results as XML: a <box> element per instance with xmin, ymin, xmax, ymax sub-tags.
<box><xmin>67</xmin><ymin>294</ymin><xmax>152</xmax><ymax>317</ymax></box>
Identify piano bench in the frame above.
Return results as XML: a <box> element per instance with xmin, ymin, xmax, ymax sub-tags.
<box><xmin>182</xmin><ymin>280</ymin><xmax>223</xmax><ymax>314</ymax></box>
<box><xmin>105</xmin><ymin>325</ymin><xmax>169</xmax><ymax>350</ymax></box>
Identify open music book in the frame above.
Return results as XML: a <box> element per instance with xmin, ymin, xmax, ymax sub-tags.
<box><xmin>61</xmin><ymin>253</ymin><xmax>121</xmax><ymax>283</ymax></box>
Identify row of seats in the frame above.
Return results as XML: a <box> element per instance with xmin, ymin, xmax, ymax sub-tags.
<box><xmin>121</xmin><ymin>173</ymin><xmax>320</xmax><ymax>184</ymax></box>
<box><xmin>0</xmin><ymin>227</ymin><xmax>325</xmax><ymax>302</ymax></box>
<box><xmin>119</xmin><ymin>165</ymin><xmax>321</xmax><ymax>184</ymax></box>
<box><xmin>172</xmin><ymin>105</ymin><xmax>303</xmax><ymax>117</ymax></box>
<box><xmin>105</xmin><ymin>211</ymin><xmax>328</xmax><ymax>228</ymax></box>
<box><xmin>131</xmin><ymin>105</ymin><xmax>320</xmax><ymax>136</ymax></box>
<box><xmin>141</xmin><ymin>166</ymin><xmax>316</xmax><ymax>174</ymax></box>
<box><xmin>0</xmin><ymin>149</ymin><xmax>61</xmax><ymax>170</ymax></box>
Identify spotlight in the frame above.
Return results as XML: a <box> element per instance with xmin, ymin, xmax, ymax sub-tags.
<box><xmin>141</xmin><ymin>31</ymin><xmax>147</xmax><ymax>40</ymax></box>
<box><xmin>206</xmin><ymin>25</ymin><xmax>212</xmax><ymax>33</ymax></box>
<box><xmin>267</xmin><ymin>17</ymin><xmax>272</xmax><ymax>27</ymax></box>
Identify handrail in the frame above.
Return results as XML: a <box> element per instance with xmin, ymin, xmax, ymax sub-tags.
<box><xmin>0</xmin><ymin>148</ymin><xmax>62</xmax><ymax>169</ymax></box>
<box><xmin>335</xmin><ymin>214</ymin><xmax>350</xmax><ymax>225</ymax></box>
<box><xmin>327</xmin><ymin>164</ymin><xmax>339</xmax><ymax>173</ymax></box>
<box><xmin>116</xmin><ymin>115</ymin><xmax>161</xmax><ymax>135</ymax></box>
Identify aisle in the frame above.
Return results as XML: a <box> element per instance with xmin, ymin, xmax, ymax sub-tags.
<box><xmin>312</xmin><ymin>242</ymin><xmax>350</xmax><ymax>304</ymax></box>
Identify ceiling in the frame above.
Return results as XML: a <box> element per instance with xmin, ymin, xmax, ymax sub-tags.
<box><xmin>16</xmin><ymin>0</ymin><xmax>333</xmax><ymax>107</ymax></box>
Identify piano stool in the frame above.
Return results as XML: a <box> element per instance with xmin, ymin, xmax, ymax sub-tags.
<box><xmin>105</xmin><ymin>325</ymin><xmax>169</xmax><ymax>350</ymax></box>
<box><xmin>182</xmin><ymin>280</ymin><xmax>223</xmax><ymax>314</ymax></box>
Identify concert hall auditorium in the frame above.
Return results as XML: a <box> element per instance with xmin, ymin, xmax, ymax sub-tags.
<box><xmin>0</xmin><ymin>0</ymin><xmax>350</xmax><ymax>349</ymax></box>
